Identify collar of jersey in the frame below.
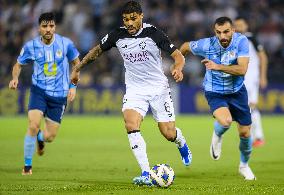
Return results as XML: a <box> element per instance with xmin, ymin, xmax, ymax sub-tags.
<box><xmin>39</xmin><ymin>34</ymin><xmax>56</xmax><ymax>47</ymax></box>
<box><xmin>131</xmin><ymin>23</ymin><xmax>149</xmax><ymax>37</ymax></box>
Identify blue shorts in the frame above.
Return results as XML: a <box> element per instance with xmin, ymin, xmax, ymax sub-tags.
<box><xmin>204</xmin><ymin>85</ymin><xmax>252</xmax><ymax>126</ymax></box>
<box><xmin>28</xmin><ymin>85</ymin><xmax>67</xmax><ymax>124</ymax></box>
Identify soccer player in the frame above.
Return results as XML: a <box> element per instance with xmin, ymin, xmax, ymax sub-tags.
<box><xmin>234</xmin><ymin>17</ymin><xmax>268</xmax><ymax>147</ymax></box>
<box><xmin>8</xmin><ymin>12</ymin><xmax>80</xmax><ymax>175</ymax></box>
<box><xmin>180</xmin><ymin>17</ymin><xmax>256</xmax><ymax>180</ymax></box>
<box><xmin>71</xmin><ymin>1</ymin><xmax>192</xmax><ymax>186</ymax></box>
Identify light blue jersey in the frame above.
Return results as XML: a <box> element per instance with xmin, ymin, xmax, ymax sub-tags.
<box><xmin>17</xmin><ymin>34</ymin><xmax>79</xmax><ymax>97</ymax></box>
<box><xmin>190</xmin><ymin>32</ymin><xmax>249</xmax><ymax>94</ymax></box>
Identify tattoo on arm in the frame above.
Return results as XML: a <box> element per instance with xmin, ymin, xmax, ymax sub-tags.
<box><xmin>76</xmin><ymin>45</ymin><xmax>103</xmax><ymax>71</ymax></box>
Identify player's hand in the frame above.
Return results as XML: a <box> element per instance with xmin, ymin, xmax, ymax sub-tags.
<box><xmin>67</xmin><ymin>88</ymin><xmax>76</xmax><ymax>102</ymax></box>
<box><xmin>9</xmin><ymin>79</ymin><xmax>19</xmax><ymax>90</ymax></box>
<box><xmin>171</xmin><ymin>68</ymin><xmax>183</xmax><ymax>82</ymax></box>
<box><xmin>70</xmin><ymin>69</ymin><xmax>80</xmax><ymax>85</ymax></box>
<box><xmin>201</xmin><ymin>59</ymin><xmax>220</xmax><ymax>70</ymax></box>
<box><xmin>260</xmin><ymin>77</ymin><xmax>268</xmax><ymax>89</ymax></box>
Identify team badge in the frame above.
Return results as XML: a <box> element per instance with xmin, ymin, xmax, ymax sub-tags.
<box><xmin>139</xmin><ymin>41</ymin><xmax>146</xmax><ymax>50</ymax></box>
<box><xmin>56</xmin><ymin>50</ymin><xmax>63</xmax><ymax>58</ymax></box>
<box><xmin>229</xmin><ymin>51</ymin><xmax>235</xmax><ymax>58</ymax></box>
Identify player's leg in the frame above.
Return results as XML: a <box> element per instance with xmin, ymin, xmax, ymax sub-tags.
<box><xmin>229</xmin><ymin>85</ymin><xmax>255</xmax><ymax>180</ymax></box>
<box><xmin>158</xmin><ymin>122</ymin><xmax>192</xmax><ymax>166</ymax></box>
<box><xmin>237</xmin><ymin>124</ymin><xmax>255</xmax><ymax>180</ymax></box>
<box><xmin>23</xmin><ymin>110</ymin><xmax>43</xmax><ymax>175</ymax></box>
<box><xmin>37</xmin><ymin>95</ymin><xmax>67</xmax><ymax>154</ymax></box>
<box><xmin>122</xmin><ymin>92</ymin><xmax>152</xmax><ymax>186</ymax></box>
<box><xmin>247</xmin><ymin>83</ymin><xmax>265</xmax><ymax>147</ymax></box>
<box><xmin>150</xmin><ymin>88</ymin><xmax>192</xmax><ymax>166</ymax></box>
<box><xmin>250</xmin><ymin>103</ymin><xmax>265</xmax><ymax>147</ymax></box>
<box><xmin>205</xmin><ymin>91</ymin><xmax>232</xmax><ymax>160</ymax></box>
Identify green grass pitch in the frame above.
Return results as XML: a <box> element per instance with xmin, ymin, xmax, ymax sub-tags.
<box><xmin>0</xmin><ymin>115</ymin><xmax>284</xmax><ymax>194</ymax></box>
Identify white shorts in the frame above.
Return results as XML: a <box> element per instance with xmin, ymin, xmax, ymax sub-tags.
<box><xmin>122</xmin><ymin>87</ymin><xmax>175</xmax><ymax>122</ymax></box>
<box><xmin>245</xmin><ymin>81</ymin><xmax>259</xmax><ymax>105</ymax></box>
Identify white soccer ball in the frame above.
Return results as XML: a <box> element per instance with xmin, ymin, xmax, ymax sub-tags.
<box><xmin>150</xmin><ymin>164</ymin><xmax>175</xmax><ymax>187</ymax></box>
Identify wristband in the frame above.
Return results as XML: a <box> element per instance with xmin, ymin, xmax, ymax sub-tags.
<box><xmin>69</xmin><ymin>83</ymin><xmax>77</xmax><ymax>89</ymax></box>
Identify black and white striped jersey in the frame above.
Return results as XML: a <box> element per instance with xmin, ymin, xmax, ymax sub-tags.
<box><xmin>100</xmin><ymin>23</ymin><xmax>177</xmax><ymax>90</ymax></box>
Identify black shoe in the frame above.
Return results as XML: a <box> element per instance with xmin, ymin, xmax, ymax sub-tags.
<box><xmin>22</xmin><ymin>166</ymin><xmax>32</xmax><ymax>175</ymax></box>
<box><xmin>37</xmin><ymin>130</ymin><xmax>45</xmax><ymax>156</ymax></box>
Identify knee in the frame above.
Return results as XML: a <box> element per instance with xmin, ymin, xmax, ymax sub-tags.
<box><xmin>45</xmin><ymin>132</ymin><xmax>57</xmax><ymax>142</ymax></box>
<box><xmin>218</xmin><ymin>117</ymin><xmax>232</xmax><ymax>128</ymax></box>
<box><xmin>239</xmin><ymin>127</ymin><xmax>251</xmax><ymax>138</ymax></box>
<box><xmin>28</xmin><ymin>122</ymin><xmax>40</xmax><ymax>135</ymax></box>
<box><xmin>125</xmin><ymin>121</ymin><xmax>139</xmax><ymax>132</ymax></box>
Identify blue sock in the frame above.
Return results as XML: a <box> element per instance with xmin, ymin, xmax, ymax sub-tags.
<box><xmin>239</xmin><ymin>136</ymin><xmax>252</xmax><ymax>163</ymax></box>
<box><xmin>214</xmin><ymin>121</ymin><xmax>230</xmax><ymax>137</ymax></box>
<box><xmin>24</xmin><ymin>135</ymin><xmax>37</xmax><ymax>166</ymax></box>
<box><xmin>37</xmin><ymin>130</ymin><xmax>44</xmax><ymax>142</ymax></box>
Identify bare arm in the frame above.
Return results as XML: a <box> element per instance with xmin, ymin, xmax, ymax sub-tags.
<box><xmin>201</xmin><ymin>57</ymin><xmax>249</xmax><ymax>76</ymax></box>
<box><xmin>258</xmin><ymin>50</ymin><xmax>268</xmax><ymax>89</ymax></box>
<box><xmin>9</xmin><ymin>62</ymin><xmax>22</xmax><ymax>89</ymax></box>
<box><xmin>179</xmin><ymin>42</ymin><xmax>191</xmax><ymax>56</ymax></box>
<box><xmin>170</xmin><ymin>49</ymin><xmax>185</xmax><ymax>82</ymax></box>
<box><xmin>74</xmin><ymin>44</ymin><xmax>103</xmax><ymax>72</ymax></box>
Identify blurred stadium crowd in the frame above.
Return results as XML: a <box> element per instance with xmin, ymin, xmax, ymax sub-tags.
<box><xmin>0</xmin><ymin>0</ymin><xmax>283</xmax><ymax>87</ymax></box>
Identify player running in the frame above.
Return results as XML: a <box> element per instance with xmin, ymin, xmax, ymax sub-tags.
<box><xmin>234</xmin><ymin>16</ymin><xmax>268</xmax><ymax>147</ymax></box>
<box><xmin>71</xmin><ymin>1</ymin><xmax>192</xmax><ymax>186</ymax></box>
<box><xmin>180</xmin><ymin>17</ymin><xmax>256</xmax><ymax>180</ymax></box>
<box><xmin>9</xmin><ymin>12</ymin><xmax>80</xmax><ymax>175</ymax></box>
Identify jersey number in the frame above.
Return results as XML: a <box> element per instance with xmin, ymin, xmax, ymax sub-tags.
<box><xmin>44</xmin><ymin>51</ymin><xmax>57</xmax><ymax>76</ymax></box>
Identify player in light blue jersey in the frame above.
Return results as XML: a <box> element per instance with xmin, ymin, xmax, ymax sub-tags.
<box><xmin>8</xmin><ymin>12</ymin><xmax>80</xmax><ymax>175</ymax></box>
<box><xmin>180</xmin><ymin>17</ymin><xmax>255</xmax><ymax>180</ymax></box>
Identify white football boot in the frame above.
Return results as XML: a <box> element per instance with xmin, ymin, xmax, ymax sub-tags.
<box><xmin>239</xmin><ymin>164</ymin><xmax>256</xmax><ymax>180</ymax></box>
<box><xmin>210</xmin><ymin>131</ymin><xmax>222</xmax><ymax>160</ymax></box>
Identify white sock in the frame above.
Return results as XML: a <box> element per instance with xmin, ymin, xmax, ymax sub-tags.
<box><xmin>128</xmin><ymin>131</ymin><xmax>150</xmax><ymax>173</ymax></box>
<box><xmin>251</xmin><ymin>109</ymin><xmax>264</xmax><ymax>140</ymax></box>
<box><xmin>240</xmin><ymin>161</ymin><xmax>248</xmax><ymax>167</ymax></box>
<box><xmin>174</xmin><ymin>127</ymin><xmax>186</xmax><ymax>148</ymax></box>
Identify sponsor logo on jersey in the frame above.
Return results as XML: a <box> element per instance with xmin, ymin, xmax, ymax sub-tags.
<box><xmin>123</xmin><ymin>51</ymin><xmax>150</xmax><ymax>63</ymax></box>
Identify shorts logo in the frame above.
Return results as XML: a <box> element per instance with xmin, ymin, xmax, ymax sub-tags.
<box><xmin>139</xmin><ymin>41</ymin><xmax>146</xmax><ymax>50</ymax></box>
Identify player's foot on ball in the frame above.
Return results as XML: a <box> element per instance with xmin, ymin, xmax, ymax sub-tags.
<box><xmin>37</xmin><ymin>130</ymin><xmax>45</xmax><ymax>156</ymax></box>
<box><xmin>253</xmin><ymin>139</ymin><xmax>265</xmax><ymax>148</ymax></box>
<box><xmin>22</xmin><ymin>166</ymin><xmax>32</xmax><ymax>175</ymax></box>
<box><xmin>133</xmin><ymin>171</ymin><xmax>152</xmax><ymax>186</ymax></box>
<box><xmin>178</xmin><ymin>143</ymin><xmax>192</xmax><ymax>166</ymax></box>
<box><xmin>210</xmin><ymin>131</ymin><xmax>222</xmax><ymax>160</ymax></box>
<box><xmin>239</xmin><ymin>164</ymin><xmax>256</xmax><ymax>180</ymax></box>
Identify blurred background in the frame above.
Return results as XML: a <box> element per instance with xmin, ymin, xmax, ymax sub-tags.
<box><xmin>0</xmin><ymin>0</ymin><xmax>283</xmax><ymax>115</ymax></box>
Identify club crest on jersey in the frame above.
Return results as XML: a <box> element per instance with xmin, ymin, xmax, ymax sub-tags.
<box><xmin>139</xmin><ymin>41</ymin><xmax>146</xmax><ymax>50</ymax></box>
<box><xmin>56</xmin><ymin>50</ymin><xmax>63</xmax><ymax>58</ymax></box>
<box><xmin>229</xmin><ymin>51</ymin><xmax>236</xmax><ymax>59</ymax></box>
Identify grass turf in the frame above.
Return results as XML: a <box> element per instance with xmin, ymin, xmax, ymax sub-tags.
<box><xmin>0</xmin><ymin>115</ymin><xmax>284</xmax><ymax>194</ymax></box>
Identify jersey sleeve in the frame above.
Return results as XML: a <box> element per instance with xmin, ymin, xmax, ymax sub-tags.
<box><xmin>189</xmin><ymin>38</ymin><xmax>208</xmax><ymax>57</ymax></box>
<box><xmin>237</xmin><ymin>37</ymin><xmax>249</xmax><ymax>57</ymax></box>
<box><xmin>152</xmin><ymin>28</ymin><xmax>177</xmax><ymax>55</ymax></box>
<box><xmin>66</xmin><ymin>39</ymin><xmax>80</xmax><ymax>61</ymax></box>
<box><xmin>17</xmin><ymin>43</ymin><xmax>33</xmax><ymax>65</ymax></box>
<box><xmin>100</xmin><ymin>30</ymin><xmax>118</xmax><ymax>52</ymax></box>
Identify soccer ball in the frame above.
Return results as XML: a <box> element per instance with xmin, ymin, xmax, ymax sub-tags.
<box><xmin>150</xmin><ymin>164</ymin><xmax>175</xmax><ymax>187</ymax></box>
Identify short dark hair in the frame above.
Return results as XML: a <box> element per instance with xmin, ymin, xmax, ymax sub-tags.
<box><xmin>38</xmin><ymin>12</ymin><xmax>55</xmax><ymax>25</ymax></box>
<box><xmin>122</xmin><ymin>1</ymin><xmax>142</xmax><ymax>15</ymax></box>
<box><xmin>214</xmin><ymin>17</ymin><xmax>233</xmax><ymax>26</ymax></box>
<box><xmin>235</xmin><ymin>16</ymin><xmax>248</xmax><ymax>22</ymax></box>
